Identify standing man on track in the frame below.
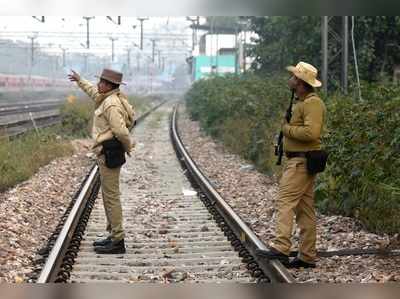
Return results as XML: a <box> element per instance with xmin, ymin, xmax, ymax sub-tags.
<box><xmin>258</xmin><ymin>62</ymin><xmax>327</xmax><ymax>268</ymax></box>
<box><xmin>68</xmin><ymin>68</ymin><xmax>135</xmax><ymax>254</ymax></box>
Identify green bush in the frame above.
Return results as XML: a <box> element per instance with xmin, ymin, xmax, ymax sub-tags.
<box><xmin>316</xmin><ymin>86</ymin><xmax>400</xmax><ymax>233</ymax></box>
<box><xmin>0</xmin><ymin>130</ymin><xmax>73</xmax><ymax>191</ymax></box>
<box><xmin>185</xmin><ymin>74</ymin><xmax>289</xmax><ymax>172</ymax></box>
<box><xmin>59</xmin><ymin>100</ymin><xmax>93</xmax><ymax>138</ymax></box>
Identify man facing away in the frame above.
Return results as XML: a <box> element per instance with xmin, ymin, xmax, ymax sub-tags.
<box><xmin>260</xmin><ymin>62</ymin><xmax>326</xmax><ymax>268</ymax></box>
<box><xmin>68</xmin><ymin>68</ymin><xmax>135</xmax><ymax>254</ymax></box>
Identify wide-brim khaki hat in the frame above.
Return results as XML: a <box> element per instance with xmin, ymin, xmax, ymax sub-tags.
<box><xmin>286</xmin><ymin>61</ymin><xmax>322</xmax><ymax>88</ymax></box>
<box><xmin>95</xmin><ymin>68</ymin><xmax>126</xmax><ymax>85</ymax></box>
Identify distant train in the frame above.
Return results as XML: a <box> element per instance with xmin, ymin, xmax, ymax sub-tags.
<box><xmin>0</xmin><ymin>73</ymin><xmax>70</xmax><ymax>89</ymax></box>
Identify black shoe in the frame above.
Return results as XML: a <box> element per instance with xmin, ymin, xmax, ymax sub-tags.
<box><xmin>95</xmin><ymin>239</ymin><xmax>126</xmax><ymax>254</ymax></box>
<box><xmin>93</xmin><ymin>236</ymin><xmax>112</xmax><ymax>247</ymax></box>
<box><xmin>255</xmin><ymin>247</ymin><xmax>289</xmax><ymax>265</ymax></box>
<box><xmin>288</xmin><ymin>257</ymin><xmax>316</xmax><ymax>269</ymax></box>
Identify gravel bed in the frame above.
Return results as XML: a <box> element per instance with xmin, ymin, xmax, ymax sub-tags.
<box><xmin>0</xmin><ymin>139</ymin><xmax>92</xmax><ymax>283</ymax></box>
<box><xmin>178</xmin><ymin>106</ymin><xmax>400</xmax><ymax>283</ymax></box>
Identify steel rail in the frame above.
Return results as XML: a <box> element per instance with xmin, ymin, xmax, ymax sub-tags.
<box><xmin>37</xmin><ymin>166</ymin><xmax>99</xmax><ymax>283</ymax></box>
<box><xmin>170</xmin><ymin>105</ymin><xmax>295</xmax><ymax>283</ymax></box>
<box><xmin>0</xmin><ymin>103</ymin><xmax>62</xmax><ymax>117</ymax></box>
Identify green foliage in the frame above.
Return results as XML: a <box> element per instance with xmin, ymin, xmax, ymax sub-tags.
<box><xmin>0</xmin><ymin>130</ymin><xmax>73</xmax><ymax>192</ymax></box>
<box><xmin>249</xmin><ymin>16</ymin><xmax>400</xmax><ymax>82</ymax></box>
<box><xmin>185</xmin><ymin>74</ymin><xmax>288</xmax><ymax>172</ymax></box>
<box><xmin>60</xmin><ymin>100</ymin><xmax>93</xmax><ymax>138</ymax></box>
<box><xmin>249</xmin><ymin>17</ymin><xmax>321</xmax><ymax>74</ymax></box>
<box><xmin>316</xmin><ymin>85</ymin><xmax>400</xmax><ymax>233</ymax></box>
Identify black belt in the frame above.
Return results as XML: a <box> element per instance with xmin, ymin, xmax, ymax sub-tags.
<box><xmin>285</xmin><ymin>152</ymin><xmax>306</xmax><ymax>158</ymax></box>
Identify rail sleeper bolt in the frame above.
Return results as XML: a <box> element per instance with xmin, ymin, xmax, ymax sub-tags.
<box><xmin>252</xmin><ymin>269</ymin><xmax>263</xmax><ymax>278</ymax></box>
<box><xmin>59</xmin><ymin>270</ymin><xmax>70</xmax><ymax>281</ymax></box>
<box><xmin>239</xmin><ymin>249</ymin><xmax>248</xmax><ymax>257</ymax></box>
<box><xmin>222</xmin><ymin>226</ymin><xmax>231</xmax><ymax>233</ymax></box>
<box><xmin>231</xmin><ymin>240</ymin><xmax>241</xmax><ymax>247</ymax></box>
<box><xmin>247</xmin><ymin>262</ymin><xmax>258</xmax><ymax>270</ymax></box>
<box><xmin>243</xmin><ymin>256</ymin><xmax>254</xmax><ymax>263</ymax></box>
<box><xmin>63</xmin><ymin>264</ymin><xmax>73</xmax><ymax>271</ymax></box>
<box><xmin>227</xmin><ymin>233</ymin><xmax>235</xmax><ymax>241</ymax></box>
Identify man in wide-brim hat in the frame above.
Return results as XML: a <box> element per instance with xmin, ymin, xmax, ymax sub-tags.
<box><xmin>261</xmin><ymin>62</ymin><xmax>326</xmax><ymax>268</ymax></box>
<box><xmin>68</xmin><ymin>68</ymin><xmax>135</xmax><ymax>254</ymax></box>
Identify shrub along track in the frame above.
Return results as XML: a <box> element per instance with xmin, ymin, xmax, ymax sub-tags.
<box><xmin>35</xmin><ymin>101</ymin><xmax>294</xmax><ymax>283</ymax></box>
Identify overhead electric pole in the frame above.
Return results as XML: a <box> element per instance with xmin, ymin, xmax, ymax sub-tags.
<box><xmin>126</xmin><ymin>48</ymin><xmax>131</xmax><ymax>74</ymax></box>
<box><xmin>157</xmin><ymin>49</ymin><xmax>161</xmax><ymax>69</ymax></box>
<box><xmin>136</xmin><ymin>52</ymin><xmax>141</xmax><ymax>72</ymax></box>
<box><xmin>60</xmin><ymin>46</ymin><xmax>67</xmax><ymax>67</ymax></box>
<box><xmin>137</xmin><ymin>17</ymin><xmax>149</xmax><ymax>50</ymax></box>
<box><xmin>109</xmin><ymin>37</ymin><xmax>118</xmax><ymax>62</ymax></box>
<box><xmin>341</xmin><ymin>16</ymin><xmax>349</xmax><ymax>94</ymax></box>
<box><xmin>150</xmin><ymin>39</ymin><xmax>156</xmax><ymax>63</ymax></box>
<box><xmin>28</xmin><ymin>36</ymin><xmax>37</xmax><ymax>66</ymax></box>
<box><xmin>321</xmin><ymin>16</ymin><xmax>328</xmax><ymax>94</ymax></box>
<box><xmin>83</xmin><ymin>16</ymin><xmax>94</xmax><ymax>49</ymax></box>
<box><xmin>321</xmin><ymin>16</ymin><xmax>349</xmax><ymax>94</ymax></box>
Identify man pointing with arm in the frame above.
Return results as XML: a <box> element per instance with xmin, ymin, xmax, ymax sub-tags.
<box><xmin>68</xmin><ymin>69</ymin><xmax>135</xmax><ymax>254</ymax></box>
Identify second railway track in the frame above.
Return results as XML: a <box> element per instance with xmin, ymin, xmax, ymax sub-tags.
<box><xmin>37</xmin><ymin>101</ymin><xmax>293</xmax><ymax>283</ymax></box>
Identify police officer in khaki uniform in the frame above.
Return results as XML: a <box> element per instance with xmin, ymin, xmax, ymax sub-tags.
<box><xmin>260</xmin><ymin>62</ymin><xmax>326</xmax><ymax>268</ymax></box>
<box><xmin>68</xmin><ymin>69</ymin><xmax>134</xmax><ymax>254</ymax></box>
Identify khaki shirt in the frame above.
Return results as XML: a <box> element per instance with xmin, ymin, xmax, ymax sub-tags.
<box><xmin>77</xmin><ymin>78</ymin><xmax>135</xmax><ymax>154</ymax></box>
<box><xmin>282</xmin><ymin>92</ymin><xmax>326</xmax><ymax>152</ymax></box>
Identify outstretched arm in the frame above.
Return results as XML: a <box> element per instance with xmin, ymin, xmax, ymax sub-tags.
<box><xmin>67</xmin><ymin>70</ymin><xmax>99</xmax><ymax>101</ymax></box>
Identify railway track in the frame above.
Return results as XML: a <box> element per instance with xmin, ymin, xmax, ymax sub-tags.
<box><xmin>0</xmin><ymin>100</ymin><xmax>64</xmax><ymax>137</ymax></box>
<box><xmin>35</xmin><ymin>102</ymin><xmax>294</xmax><ymax>283</ymax></box>
<box><xmin>0</xmin><ymin>99</ymin><xmax>63</xmax><ymax>117</ymax></box>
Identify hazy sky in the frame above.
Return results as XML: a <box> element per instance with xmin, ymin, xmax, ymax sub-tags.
<box><xmin>0</xmin><ymin>17</ymin><xmax>194</xmax><ymax>56</ymax></box>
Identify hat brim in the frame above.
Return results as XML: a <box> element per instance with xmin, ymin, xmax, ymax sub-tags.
<box><xmin>95</xmin><ymin>75</ymin><xmax>126</xmax><ymax>85</ymax></box>
<box><xmin>286</xmin><ymin>65</ymin><xmax>322</xmax><ymax>88</ymax></box>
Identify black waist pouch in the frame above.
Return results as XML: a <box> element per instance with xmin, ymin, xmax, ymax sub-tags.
<box><xmin>101</xmin><ymin>137</ymin><xmax>126</xmax><ymax>168</ymax></box>
<box><xmin>305</xmin><ymin>150</ymin><xmax>329</xmax><ymax>175</ymax></box>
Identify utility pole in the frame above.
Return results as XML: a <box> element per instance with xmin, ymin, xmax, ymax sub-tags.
<box><xmin>60</xmin><ymin>47</ymin><xmax>67</xmax><ymax>68</ymax></box>
<box><xmin>109</xmin><ymin>37</ymin><xmax>118</xmax><ymax>63</ymax></box>
<box><xmin>136</xmin><ymin>52</ymin><xmax>141</xmax><ymax>72</ymax></box>
<box><xmin>126</xmin><ymin>48</ymin><xmax>131</xmax><ymax>74</ymax></box>
<box><xmin>234</xmin><ymin>25</ymin><xmax>239</xmax><ymax>75</ymax></box>
<box><xmin>321</xmin><ymin>16</ymin><xmax>328</xmax><ymax>94</ymax></box>
<box><xmin>84</xmin><ymin>54</ymin><xmax>88</xmax><ymax>75</ymax></box>
<box><xmin>137</xmin><ymin>17</ymin><xmax>149</xmax><ymax>50</ymax></box>
<box><xmin>150</xmin><ymin>39</ymin><xmax>156</xmax><ymax>64</ymax></box>
<box><xmin>341</xmin><ymin>16</ymin><xmax>349</xmax><ymax>94</ymax></box>
<box><xmin>27</xmin><ymin>36</ymin><xmax>37</xmax><ymax>67</ymax></box>
<box><xmin>83</xmin><ymin>16</ymin><xmax>94</xmax><ymax>49</ymax></box>
<box><xmin>157</xmin><ymin>49</ymin><xmax>161</xmax><ymax>69</ymax></box>
<box><xmin>186</xmin><ymin>16</ymin><xmax>199</xmax><ymax>52</ymax></box>
<box><xmin>321</xmin><ymin>16</ymin><xmax>349</xmax><ymax>94</ymax></box>
<box><xmin>238</xmin><ymin>17</ymin><xmax>249</xmax><ymax>73</ymax></box>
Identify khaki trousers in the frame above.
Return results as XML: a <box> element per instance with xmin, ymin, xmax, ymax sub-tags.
<box><xmin>270</xmin><ymin>157</ymin><xmax>317</xmax><ymax>263</ymax></box>
<box><xmin>98</xmin><ymin>156</ymin><xmax>125</xmax><ymax>241</ymax></box>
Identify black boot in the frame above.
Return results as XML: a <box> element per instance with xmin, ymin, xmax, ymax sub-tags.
<box><xmin>288</xmin><ymin>257</ymin><xmax>316</xmax><ymax>269</ymax></box>
<box><xmin>255</xmin><ymin>247</ymin><xmax>289</xmax><ymax>265</ymax></box>
<box><xmin>95</xmin><ymin>239</ymin><xmax>126</xmax><ymax>254</ymax></box>
<box><xmin>93</xmin><ymin>236</ymin><xmax>112</xmax><ymax>247</ymax></box>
